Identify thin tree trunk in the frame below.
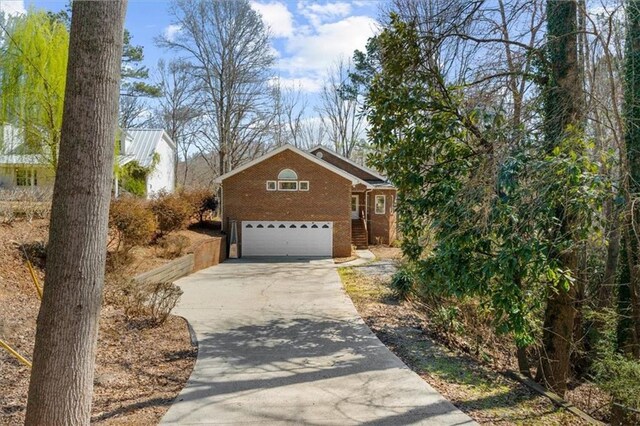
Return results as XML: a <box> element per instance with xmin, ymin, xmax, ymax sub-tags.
<box><xmin>601</xmin><ymin>201</ymin><xmax>621</xmax><ymax>308</ymax></box>
<box><xmin>517</xmin><ymin>346</ymin><xmax>530</xmax><ymax>377</ymax></box>
<box><xmin>25</xmin><ymin>2</ymin><xmax>127</xmax><ymax>425</ymax></box>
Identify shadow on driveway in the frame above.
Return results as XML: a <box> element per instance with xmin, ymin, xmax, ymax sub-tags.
<box><xmin>161</xmin><ymin>260</ymin><xmax>476</xmax><ymax>425</ymax></box>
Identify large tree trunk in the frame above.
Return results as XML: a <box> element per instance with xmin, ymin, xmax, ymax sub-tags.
<box><xmin>537</xmin><ymin>229</ymin><xmax>579</xmax><ymax>395</ymax></box>
<box><xmin>25</xmin><ymin>2</ymin><xmax>127</xmax><ymax>425</ymax></box>
<box><xmin>623</xmin><ymin>0</ymin><xmax>640</xmax><ymax>358</ymax></box>
<box><xmin>537</xmin><ymin>0</ymin><xmax>582</xmax><ymax>396</ymax></box>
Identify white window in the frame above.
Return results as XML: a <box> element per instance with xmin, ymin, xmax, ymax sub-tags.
<box><xmin>375</xmin><ymin>195</ymin><xmax>386</xmax><ymax>214</ymax></box>
<box><xmin>278</xmin><ymin>181</ymin><xmax>298</xmax><ymax>191</ymax></box>
<box><xmin>278</xmin><ymin>169</ymin><xmax>298</xmax><ymax>180</ymax></box>
<box><xmin>16</xmin><ymin>168</ymin><xmax>37</xmax><ymax>187</ymax></box>
<box><xmin>299</xmin><ymin>181</ymin><xmax>309</xmax><ymax>191</ymax></box>
<box><xmin>266</xmin><ymin>180</ymin><xmax>276</xmax><ymax>191</ymax></box>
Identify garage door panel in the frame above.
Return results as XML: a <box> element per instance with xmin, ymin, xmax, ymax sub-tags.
<box><xmin>242</xmin><ymin>221</ymin><xmax>333</xmax><ymax>257</ymax></box>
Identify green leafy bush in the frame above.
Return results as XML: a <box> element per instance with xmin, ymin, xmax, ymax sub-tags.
<box><xmin>119</xmin><ymin>154</ymin><xmax>159</xmax><ymax>197</ymax></box>
<box><xmin>593</xmin><ymin>353</ymin><xmax>640</xmax><ymax>421</ymax></box>
<box><xmin>391</xmin><ymin>265</ymin><xmax>414</xmax><ymax>300</ymax></box>
<box><xmin>150</xmin><ymin>192</ymin><xmax>191</xmax><ymax>235</ymax></box>
<box><xmin>109</xmin><ymin>197</ymin><xmax>156</xmax><ymax>253</ymax></box>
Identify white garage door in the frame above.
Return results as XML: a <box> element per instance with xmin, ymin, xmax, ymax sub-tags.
<box><xmin>242</xmin><ymin>221</ymin><xmax>333</xmax><ymax>257</ymax></box>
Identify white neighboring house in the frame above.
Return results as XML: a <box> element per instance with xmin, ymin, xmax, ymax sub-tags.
<box><xmin>117</xmin><ymin>129</ymin><xmax>176</xmax><ymax>198</ymax></box>
<box><xmin>0</xmin><ymin>125</ymin><xmax>56</xmax><ymax>190</ymax></box>
<box><xmin>0</xmin><ymin>125</ymin><xmax>176</xmax><ymax>198</ymax></box>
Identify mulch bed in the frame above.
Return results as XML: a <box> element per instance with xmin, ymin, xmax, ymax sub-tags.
<box><xmin>0</xmin><ymin>219</ymin><xmax>197</xmax><ymax>425</ymax></box>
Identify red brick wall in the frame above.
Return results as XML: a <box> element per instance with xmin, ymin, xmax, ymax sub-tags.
<box><xmin>366</xmin><ymin>189</ymin><xmax>397</xmax><ymax>245</ymax></box>
<box><xmin>222</xmin><ymin>150</ymin><xmax>352</xmax><ymax>257</ymax></box>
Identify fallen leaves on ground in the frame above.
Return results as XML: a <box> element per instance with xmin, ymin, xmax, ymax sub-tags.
<box><xmin>0</xmin><ymin>219</ymin><xmax>196</xmax><ymax>425</ymax></box>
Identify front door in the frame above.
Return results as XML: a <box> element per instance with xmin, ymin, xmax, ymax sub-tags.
<box><xmin>351</xmin><ymin>195</ymin><xmax>359</xmax><ymax>219</ymax></box>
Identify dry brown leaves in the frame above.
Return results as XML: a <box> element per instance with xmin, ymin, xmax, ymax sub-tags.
<box><xmin>0</xmin><ymin>219</ymin><xmax>196</xmax><ymax>425</ymax></box>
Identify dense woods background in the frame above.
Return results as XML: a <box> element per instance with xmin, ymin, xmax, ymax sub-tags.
<box><xmin>355</xmin><ymin>0</ymin><xmax>640</xmax><ymax>420</ymax></box>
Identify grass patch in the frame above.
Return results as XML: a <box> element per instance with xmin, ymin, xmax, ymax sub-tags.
<box><xmin>338</xmin><ymin>266</ymin><xmax>389</xmax><ymax>304</ymax></box>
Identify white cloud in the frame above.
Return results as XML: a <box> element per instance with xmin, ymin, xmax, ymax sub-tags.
<box><xmin>306</xmin><ymin>2</ymin><xmax>351</xmax><ymax>18</ymax></box>
<box><xmin>271</xmin><ymin>76</ymin><xmax>323</xmax><ymax>93</ymax></box>
<box><xmin>280</xmin><ymin>15</ymin><xmax>377</xmax><ymax>76</ymax></box>
<box><xmin>251</xmin><ymin>1</ymin><xmax>294</xmax><ymax>38</ymax></box>
<box><xmin>0</xmin><ymin>0</ymin><xmax>25</xmax><ymax>16</ymax></box>
<box><xmin>163</xmin><ymin>24</ymin><xmax>182</xmax><ymax>42</ymax></box>
<box><xmin>299</xmin><ymin>1</ymin><xmax>352</xmax><ymax>27</ymax></box>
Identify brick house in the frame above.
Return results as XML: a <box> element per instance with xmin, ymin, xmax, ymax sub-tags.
<box><xmin>215</xmin><ymin>144</ymin><xmax>397</xmax><ymax>258</ymax></box>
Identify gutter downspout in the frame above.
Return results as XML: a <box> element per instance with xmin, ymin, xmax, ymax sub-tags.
<box><xmin>218</xmin><ymin>183</ymin><xmax>223</xmax><ymax>222</ymax></box>
<box><xmin>365</xmin><ymin>189</ymin><xmax>372</xmax><ymax>245</ymax></box>
<box><xmin>114</xmin><ymin>170</ymin><xmax>119</xmax><ymax>199</ymax></box>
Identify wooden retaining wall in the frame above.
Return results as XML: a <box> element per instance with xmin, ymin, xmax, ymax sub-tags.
<box><xmin>134</xmin><ymin>235</ymin><xmax>226</xmax><ymax>284</ymax></box>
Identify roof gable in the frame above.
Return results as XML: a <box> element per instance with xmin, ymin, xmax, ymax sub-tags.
<box><xmin>213</xmin><ymin>144</ymin><xmax>371</xmax><ymax>187</ymax></box>
<box><xmin>308</xmin><ymin>146</ymin><xmax>387</xmax><ymax>182</ymax></box>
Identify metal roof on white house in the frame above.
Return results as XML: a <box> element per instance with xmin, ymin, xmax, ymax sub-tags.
<box><xmin>0</xmin><ymin>125</ymin><xmax>175</xmax><ymax>168</ymax></box>
<box><xmin>0</xmin><ymin>154</ymin><xmax>42</xmax><ymax>165</ymax></box>
<box><xmin>119</xmin><ymin>129</ymin><xmax>175</xmax><ymax>168</ymax></box>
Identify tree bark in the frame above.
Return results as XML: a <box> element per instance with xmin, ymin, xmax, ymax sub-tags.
<box><xmin>537</xmin><ymin>241</ymin><xmax>579</xmax><ymax>396</ymax></box>
<box><xmin>601</xmin><ymin>201</ymin><xmax>621</xmax><ymax>309</ymax></box>
<box><xmin>517</xmin><ymin>346</ymin><xmax>530</xmax><ymax>377</ymax></box>
<box><xmin>25</xmin><ymin>2</ymin><xmax>127</xmax><ymax>425</ymax></box>
<box><xmin>623</xmin><ymin>0</ymin><xmax>640</xmax><ymax>358</ymax></box>
<box><xmin>537</xmin><ymin>0</ymin><xmax>582</xmax><ymax>397</ymax></box>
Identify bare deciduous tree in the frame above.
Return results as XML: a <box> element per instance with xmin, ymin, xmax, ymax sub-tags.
<box><xmin>25</xmin><ymin>1</ymin><xmax>126</xmax><ymax>424</ymax></box>
<box><xmin>156</xmin><ymin>58</ymin><xmax>202</xmax><ymax>187</ymax></box>
<box><xmin>318</xmin><ymin>59</ymin><xmax>365</xmax><ymax>159</ymax></box>
<box><xmin>300</xmin><ymin>117</ymin><xmax>327</xmax><ymax>149</ymax></box>
<box><xmin>158</xmin><ymin>0</ymin><xmax>275</xmax><ymax>176</ymax></box>
<box><xmin>270</xmin><ymin>78</ymin><xmax>309</xmax><ymax>148</ymax></box>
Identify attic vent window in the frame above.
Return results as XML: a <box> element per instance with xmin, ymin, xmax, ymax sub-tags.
<box><xmin>278</xmin><ymin>169</ymin><xmax>297</xmax><ymax>180</ymax></box>
<box><xmin>316</xmin><ymin>152</ymin><xmax>323</xmax><ymax>159</ymax></box>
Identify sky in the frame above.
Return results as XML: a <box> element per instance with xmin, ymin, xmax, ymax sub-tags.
<box><xmin>1</xmin><ymin>0</ymin><xmax>384</xmax><ymax>100</ymax></box>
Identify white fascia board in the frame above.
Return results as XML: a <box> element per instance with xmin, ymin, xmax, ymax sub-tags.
<box><xmin>213</xmin><ymin>144</ymin><xmax>372</xmax><ymax>188</ymax></box>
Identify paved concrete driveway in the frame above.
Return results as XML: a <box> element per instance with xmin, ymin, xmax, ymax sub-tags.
<box><xmin>161</xmin><ymin>259</ymin><xmax>475</xmax><ymax>425</ymax></box>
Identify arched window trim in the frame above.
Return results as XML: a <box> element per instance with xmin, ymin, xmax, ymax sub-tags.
<box><xmin>278</xmin><ymin>168</ymin><xmax>298</xmax><ymax>180</ymax></box>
